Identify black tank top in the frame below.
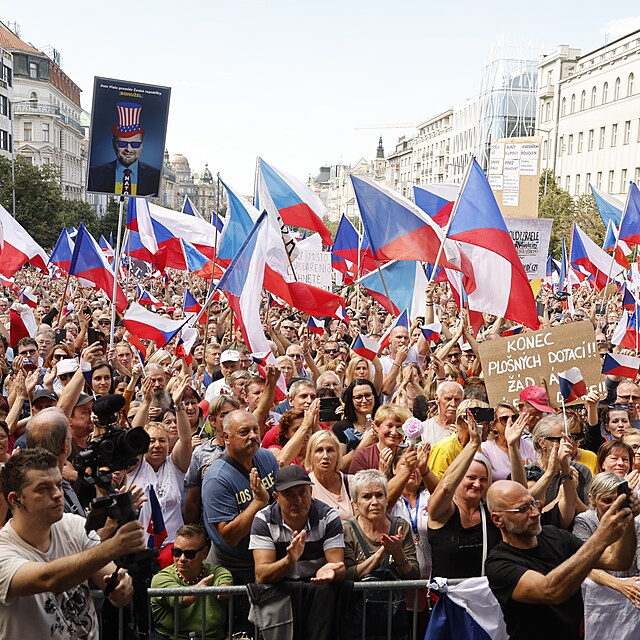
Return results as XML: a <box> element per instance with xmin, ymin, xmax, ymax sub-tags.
<box><xmin>428</xmin><ymin>502</ymin><xmax>501</xmax><ymax>579</ymax></box>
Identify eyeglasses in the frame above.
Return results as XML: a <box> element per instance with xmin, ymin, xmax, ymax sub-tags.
<box><xmin>325</xmin><ymin>349</ymin><xmax>339</xmax><ymax>355</ymax></box>
<box><xmin>446</xmin><ymin>352</ymin><xmax>462</xmax><ymax>360</ymax></box>
<box><xmin>568</xmin><ymin>432</ymin><xmax>584</xmax><ymax>441</ymax></box>
<box><xmin>608</xmin><ymin>404</ymin><xmax>630</xmax><ymax>410</ymax></box>
<box><xmin>171</xmin><ymin>545</ymin><xmax>206</xmax><ymax>559</ymax></box>
<box><xmin>494</xmin><ymin>499</ymin><xmax>542</xmax><ymax>515</ymax></box>
<box><xmin>497</xmin><ymin>414</ymin><xmax>519</xmax><ymax>425</ymax></box>
<box><xmin>115</xmin><ymin>140</ymin><xmax>142</xmax><ymax>148</ymax></box>
<box><xmin>52</xmin><ymin>353</ymin><xmax>66</xmax><ymax>360</ymax></box>
<box><xmin>282</xmin><ymin>325</ymin><xmax>295</xmax><ymax>330</ymax></box>
<box><xmin>98</xmin><ymin>320</ymin><xmax>110</xmax><ymax>326</ymax></box>
<box><xmin>353</xmin><ymin>393</ymin><xmax>374</xmax><ymax>402</ymax></box>
<box><xmin>544</xmin><ymin>436</ymin><xmax>563</xmax><ymax>443</ymax></box>
<box><xmin>19</xmin><ymin>348</ymin><xmax>37</xmax><ymax>356</ymax></box>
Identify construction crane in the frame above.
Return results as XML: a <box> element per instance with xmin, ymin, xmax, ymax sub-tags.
<box><xmin>354</xmin><ymin>121</ymin><xmax>420</xmax><ymax>130</ymax></box>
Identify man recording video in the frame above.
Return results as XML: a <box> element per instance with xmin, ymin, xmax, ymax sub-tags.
<box><xmin>0</xmin><ymin>448</ymin><xmax>147</xmax><ymax>639</ymax></box>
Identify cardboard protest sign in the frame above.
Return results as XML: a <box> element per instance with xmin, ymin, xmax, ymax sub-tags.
<box><xmin>478</xmin><ymin>321</ymin><xmax>604</xmax><ymax>407</ymax></box>
<box><xmin>505</xmin><ymin>218</ymin><xmax>552</xmax><ymax>280</ymax></box>
<box><xmin>289</xmin><ymin>250</ymin><xmax>333</xmax><ymax>291</ymax></box>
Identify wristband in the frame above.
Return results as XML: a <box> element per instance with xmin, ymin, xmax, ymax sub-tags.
<box><xmin>426</xmin><ymin>302</ymin><xmax>434</xmax><ymax>306</ymax></box>
<box><xmin>395</xmin><ymin>557</ymin><xmax>410</xmax><ymax>568</ymax></box>
<box><xmin>561</xmin><ymin>472</ymin><xmax>573</xmax><ymax>480</ymax></box>
<box><xmin>393</xmin><ymin>362</ymin><xmax>401</xmax><ymax>367</ymax></box>
<box><xmin>436</xmin><ymin>377</ymin><xmax>445</xmax><ymax>381</ymax></box>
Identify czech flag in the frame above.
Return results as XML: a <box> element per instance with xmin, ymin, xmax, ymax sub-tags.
<box><xmin>307</xmin><ymin>316</ymin><xmax>325</xmax><ymax>335</ymax></box>
<box><xmin>357</xmin><ymin>260</ymin><xmax>428</xmax><ymax>319</ymax></box>
<box><xmin>590</xmin><ymin>183</ymin><xmax>623</xmax><ymax>227</ymax></box>
<box><xmin>184</xmin><ymin>288</ymin><xmax>207</xmax><ymax>325</ymax></box>
<box><xmin>621</xmin><ymin>284</ymin><xmax>637</xmax><ymax>311</ymax></box>
<box><xmin>17</xmin><ymin>286</ymin><xmax>37</xmax><ymax>309</ymax></box>
<box><xmin>250</xmin><ymin>351</ymin><xmax>271</xmax><ymax>366</ymax></box>
<box><xmin>136</xmin><ymin>284</ymin><xmax>161</xmax><ymax>306</ymax></box>
<box><xmin>413</xmin><ymin>183</ymin><xmax>460</xmax><ymax>227</ymax></box>
<box><xmin>602</xmin><ymin>352</ymin><xmax>640</xmax><ymax>379</ymax></box>
<box><xmin>69</xmin><ymin>224</ymin><xmax>127</xmax><ymax>313</ymax></box>
<box><xmin>256</xmin><ymin>158</ymin><xmax>333</xmax><ymax>246</ymax></box>
<box><xmin>619</xmin><ymin>183</ymin><xmax>640</xmax><ymax>247</ymax></box>
<box><xmin>352</xmin><ymin>334</ymin><xmax>380</xmax><ymax>361</ymax></box>
<box><xmin>500</xmin><ymin>324</ymin><xmax>524</xmax><ymax>337</ymax></box>
<box><xmin>181</xmin><ymin>195</ymin><xmax>203</xmax><ymax>219</ymax></box>
<box><xmin>146</xmin><ymin>486</ymin><xmax>168</xmax><ymax>550</ymax></box>
<box><xmin>49</xmin><ymin>228</ymin><xmax>75</xmax><ymax>273</ymax></box>
<box><xmin>99</xmin><ymin>234</ymin><xmax>115</xmax><ymax>264</ymax></box>
<box><xmin>420</xmin><ymin>320</ymin><xmax>442</xmax><ymax>344</ymax></box>
<box><xmin>0</xmin><ymin>203</ymin><xmax>49</xmax><ymax>276</ymax></box>
<box><xmin>332</xmin><ymin>214</ymin><xmax>376</xmax><ymax>274</ymax></box>
<box><xmin>611</xmin><ymin>309</ymin><xmax>640</xmax><ymax>350</ymax></box>
<box><xmin>124</xmin><ymin>302</ymin><xmax>188</xmax><ymax>348</ymax></box>
<box><xmin>8</xmin><ymin>303</ymin><xmax>36</xmax><ymax>348</ymax></box>
<box><xmin>558</xmin><ymin>367</ymin><xmax>588</xmax><ymax>403</ymax></box>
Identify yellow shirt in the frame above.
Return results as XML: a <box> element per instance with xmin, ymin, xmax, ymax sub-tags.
<box><xmin>428</xmin><ymin>433</ymin><xmax>464</xmax><ymax>478</ymax></box>
<box><xmin>575</xmin><ymin>448</ymin><xmax>597</xmax><ymax>476</ymax></box>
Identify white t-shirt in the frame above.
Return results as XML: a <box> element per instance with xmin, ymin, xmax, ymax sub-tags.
<box><xmin>0</xmin><ymin>513</ymin><xmax>101</xmax><ymax>640</ymax></box>
<box><xmin>129</xmin><ymin>456</ymin><xmax>186</xmax><ymax>546</ymax></box>
<box><xmin>421</xmin><ymin>417</ymin><xmax>454</xmax><ymax>446</ymax></box>
<box><xmin>380</xmin><ymin>346</ymin><xmax>425</xmax><ymax>401</ymax></box>
<box><xmin>205</xmin><ymin>377</ymin><xmax>233</xmax><ymax>402</ymax></box>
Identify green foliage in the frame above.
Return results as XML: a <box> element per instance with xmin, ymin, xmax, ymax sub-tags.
<box><xmin>538</xmin><ymin>170</ymin><xmax>605</xmax><ymax>255</ymax></box>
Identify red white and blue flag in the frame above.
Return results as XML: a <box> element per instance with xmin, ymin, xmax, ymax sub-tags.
<box><xmin>379</xmin><ymin>309</ymin><xmax>409</xmax><ymax>351</ymax></box>
<box><xmin>500</xmin><ymin>324</ymin><xmax>524</xmax><ymax>337</ymax></box>
<box><xmin>69</xmin><ymin>224</ymin><xmax>127</xmax><ymax>313</ymax></box>
<box><xmin>17</xmin><ymin>286</ymin><xmax>37</xmax><ymax>309</ymax></box>
<box><xmin>307</xmin><ymin>316</ymin><xmax>325</xmax><ymax>335</ymax></box>
<box><xmin>124</xmin><ymin>302</ymin><xmax>188</xmax><ymax>348</ymax></box>
<box><xmin>136</xmin><ymin>284</ymin><xmax>161</xmax><ymax>306</ymax></box>
<box><xmin>590</xmin><ymin>183</ymin><xmax>623</xmax><ymax>227</ymax></box>
<box><xmin>0</xmin><ymin>204</ymin><xmax>49</xmax><ymax>276</ymax></box>
<box><xmin>146</xmin><ymin>485</ymin><xmax>168</xmax><ymax>550</ymax></box>
<box><xmin>420</xmin><ymin>320</ymin><xmax>442</xmax><ymax>344</ymax></box>
<box><xmin>352</xmin><ymin>334</ymin><xmax>381</xmax><ymax>361</ymax></box>
<box><xmin>413</xmin><ymin>183</ymin><xmax>460</xmax><ymax>227</ymax></box>
<box><xmin>618</xmin><ymin>183</ymin><xmax>640</xmax><ymax>247</ymax></box>
<box><xmin>558</xmin><ymin>367</ymin><xmax>587</xmax><ymax>403</ymax></box>
<box><xmin>99</xmin><ymin>234</ymin><xmax>115</xmax><ymax>264</ymax></box>
<box><xmin>256</xmin><ymin>158</ymin><xmax>333</xmax><ymax>246</ymax></box>
<box><xmin>611</xmin><ymin>309</ymin><xmax>640</xmax><ymax>350</ymax></box>
<box><xmin>49</xmin><ymin>228</ymin><xmax>76</xmax><ymax>273</ymax></box>
<box><xmin>602</xmin><ymin>352</ymin><xmax>640</xmax><ymax>379</ymax></box>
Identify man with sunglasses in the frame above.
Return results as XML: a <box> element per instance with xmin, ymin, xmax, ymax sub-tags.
<box><xmin>88</xmin><ymin>102</ymin><xmax>160</xmax><ymax>196</ymax></box>
<box><xmin>486</xmin><ymin>479</ymin><xmax>639</xmax><ymax>640</ymax></box>
<box><xmin>150</xmin><ymin>524</ymin><xmax>232</xmax><ymax>640</ymax></box>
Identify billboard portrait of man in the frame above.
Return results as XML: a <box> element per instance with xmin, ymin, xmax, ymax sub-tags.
<box><xmin>87</xmin><ymin>78</ymin><xmax>171</xmax><ymax>198</ymax></box>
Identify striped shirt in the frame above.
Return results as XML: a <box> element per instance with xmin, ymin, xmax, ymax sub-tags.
<box><xmin>249</xmin><ymin>499</ymin><xmax>344</xmax><ymax>580</ymax></box>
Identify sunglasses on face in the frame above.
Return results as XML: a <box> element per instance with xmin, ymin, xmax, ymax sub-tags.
<box><xmin>325</xmin><ymin>349</ymin><xmax>339</xmax><ymax>355</ymax></box>
<box><xmin>497</xmin><ymin>414</ymin><xmax>519</xmax><ymax>425</ymax></box>
<box><xmin>52</xmin><ymin>353</ymin><xmax>66</xmax><ymax>360</ymax></box>
<box><xmin>544</xmin><ymin>436</ymin><xmax>563</xmax><ymax>443</ymax></box>
<box><xmin>115</xmin><ymin>140</ymin><xmax>142</xmax><ymax>148</ymax></box>
<box><xmin>171</xmin><ymin>545</ymin><xmax>206</xmax><ymax>559</ymax></box>
<box><xmin>568</xmin><ymin>432</ymin><xmax>584</xmax><ymax>441</ymax></box>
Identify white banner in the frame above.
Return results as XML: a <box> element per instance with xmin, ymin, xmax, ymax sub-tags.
<box><xmin>289</xmin><ymin>250</ymin><xmax>333</xmax><ymax>291</ymax></box>
<box><xmin>505</xmin><ymin>217</ymin><xmax>553</xmax><ymax>279</ymax></box>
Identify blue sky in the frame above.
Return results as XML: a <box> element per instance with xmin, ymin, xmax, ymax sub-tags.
<box><xmin>8</xmin><ymin>2</ymin><xmax>640</xmax><ymax>195</ymax></box>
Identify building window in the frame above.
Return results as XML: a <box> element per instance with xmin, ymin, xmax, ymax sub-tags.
<box><xmin>578</xmin><ymin>132</ymin><xmax>584</xmax><ymax>152</ymax></box>
<box><xmin>597</xmin><ymin>171</ymin><xmax>602</xmax><ymax>189</ymax></box>
<box><xmin>609</xmin><ymin>170</ymin><xmax>615</xmax><ymax>192</ymax></box>
<box><xmin>586</xmin><ymin>172</ymin><xmax>591</xmax><ymax>188</ymax></box>
<box><xmin>0</xmin><ymin>129</ymin><xmax>9</xmax><ymax>151</ymax></box>
<box><xmin>588</xmin><ymin>129</ymin><xmax>594</xmax><ymax>151</ymax></box>
<box><xmin>611</xmin><ymin>124</ymin><xmax>618</xmax><ymax>146</ymax></box>
<box><xmin>575</xmin><ymin>175</ymin><xmax>581</xmax><ymax>196</ymax></box>
<box><xmin>568</xmin><ymin>135</ymin><xmax>574</xmax><ymax>154</ymax></box>
<box><xmin>591</xmin><ymin>86</ymin><xmax>597</xmax><ymax>107</ymax></box>
<box><xmin>614</xmin><ymin>77</ymin><xmax>621</xmax><ymax>100</ymax></box>
<box><xmin>558</xmin><ymin>136</ymin><xmax>564</xmax><ymax>154</ymax></box>
<box><xmin>42</xmin><ymin>123</ymin><xmax>49</xmax><ymax>142</ymax></box>
<box><xmin>29</xmin><ymin>91</ymin><xmax>38</xmax><ymax>102</ymax></box>
<box><xmin>565</xmin><ymin>175</ymin><xmax>571</xmax><ymax>192</ymax></box>
<box><xmin>23</xmin><ymin>122</ymin><xmax>32</xmax><ymax>141</ymax></box>
<box><xmin>0</xmin><ymin>95</ymin><xmax>7</xmax><ymax>117</ymax></box>
<box><xmin>624</xmin><ymin>121</ymin><xmax>631</xmax><ymax>144</ymax></box>
<box><xmin>561</xmin><ymin>97</ymin><xmax>567</xmax><ymax>116</ymax></box>
<box><xmin>580</xmin><ymin>91</ymin><xmax>586</xmax><ymax>110</ymax></box>
<box><xmin>570</xmin><ymin>94</ymin><xmax>576</xmax><ymax>114</ymax></box>
<box><xmin>621</xmin><ymin>169</ymin><xmax>627</xmax><ymax>192</ymax></box>
<box><xmin>628</xmin><ymin>73</ymin><xmax>635</xmax><ymax>96</ymax></box>
<box><xmin>603</xmin><ymin>82</ymin><xmax>609</xmax><ymax>103</ymax></box>
<box><xmin>600</xmin><ymin>127</ymin><xmax>606</xmax><ymax>148</ymax></box>
<box><xmin>1</xmin><ymin>64</ymin><xmax>11</xmax><ymax>86</ymax></box>
<box><xmin>636</xmin><ymin>168</ymin><xmax>640</xmax><ymax>186</ymax></box>
<box><xmin>29</xmin><ymin>62</ymin><xmax>38</xmax><ymax>79</ymax></box>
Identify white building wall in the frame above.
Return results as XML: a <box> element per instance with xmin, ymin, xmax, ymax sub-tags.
<box><xmin>0</xmin><ymin>48</ymin><xmax>12</xmax><ymax>160</ymax></box>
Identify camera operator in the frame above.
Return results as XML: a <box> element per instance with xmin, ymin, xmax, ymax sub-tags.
<box><xmin>0</xmin><ymin>448</ymin><xmax>146</xmax><ymax>639</ymax></box>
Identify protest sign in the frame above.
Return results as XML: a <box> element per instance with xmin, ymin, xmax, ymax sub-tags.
<box><xmin>505</xmin><ymin>218</ymin><xmax>553</xmax><ymax>280</ymax></box>
<box><xmin>289</xmin><ymin>250</ymin><xmax>333</xmax><ymax>291</ymax></box>
<box><xmin>478</xmin><ymin>321</ymin><xmax>604</xmax><ymax>407</ymax></box>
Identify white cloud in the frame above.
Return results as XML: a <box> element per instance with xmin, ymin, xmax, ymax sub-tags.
<box><xmin>600</xmin><ymin>16</ymin><xmax>640</xmax><ymax>40</ymax></box>
<box><xmin>307</xmin><ymin>104</ymin><xmax>337</xmax><ymax>117</ymax></box>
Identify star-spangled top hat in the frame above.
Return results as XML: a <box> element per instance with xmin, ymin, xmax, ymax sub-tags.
<box><xmin>111</xmin><ymin>102</ymin><xmax>145</xmax><ymax>138</ymax></box>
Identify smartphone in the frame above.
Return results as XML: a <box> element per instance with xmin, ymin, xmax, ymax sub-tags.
<box><xmin>469</xmin><ymin>407</ymin><xmax>495</xmax><ymax>423</ymax></box>
<box><xmin>319</xmin><ymin>397</ymin><xmax>341</xmax><ymax>423</ymax></box>
<box><xmin>88</xmin><ymin>328</ymin><xmax>104</xmax><ymax>346</ymax></box>
<box><xmin>617</xmin><ymin>479</ymin><xmax>631</xmax><ymax>508</ymax></box>
<box><xmin>54</xmin><ymin>328</ymin><xmax>67</xmax><ymax>344</ymax></box>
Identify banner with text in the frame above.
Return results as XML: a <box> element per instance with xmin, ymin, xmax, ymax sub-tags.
<box><xmin>289</xmin><ymin>250</ymin><xmax>333</xmax><ymax>291</ymax></box>
<box><xmin>478</xmin><ymin>321</ymin><xmax>603</xmax><ymax>407</ymax></box>
<box><xmin>505</xmin><ymin>218</ymin><xmax>553</xmax><ymax>280</ymax></box>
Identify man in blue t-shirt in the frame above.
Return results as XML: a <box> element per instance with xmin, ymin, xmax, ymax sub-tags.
<box><xmin>202</xmin><ymin>410</ymin><xmax>278</xmax><ymax>580</ymax></box>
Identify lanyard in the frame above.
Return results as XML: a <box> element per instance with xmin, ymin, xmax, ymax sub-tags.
<box><xmin>402</xmin><ymin>493</ymin><xmax>420</xmax><ymax>535</ymax></box>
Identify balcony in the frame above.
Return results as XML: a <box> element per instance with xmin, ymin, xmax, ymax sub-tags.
<box><xmin>537</xmin><ymin>84</ymin><xmax>554</xmax><ymax>99</ymax></box>
<box><xmin>14</xmin><ymin>102</ymin><xmax>85</xmax><ymax>136</ymax></box>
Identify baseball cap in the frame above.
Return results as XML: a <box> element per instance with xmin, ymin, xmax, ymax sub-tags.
<box><xmin>274</xmin><ymin>465</ymin><xmax>313</xmax><ymax>492</ymax></box>
<box><xmin>520</xmin><ymin>386</ymin><xmax>554</xmax><ymax>414</ymax></box>
<box><xmin>33</xmin><ymin>389</ymin><xmax>59</xmax><ymax>405</ymax></box>
<box><xmin>56</xmin><ymin>358</ymin><xmax>79</xmax><ymax>376</ymax></box>
<box><xmin>75</xmin><ymin>393</ymin><xmax>94</xmax><ymax>408</ymax></box>
<box><xmin>220</xmin><ymin>350</ymin><xmax>241</xmax><ymax>364</ymax></box>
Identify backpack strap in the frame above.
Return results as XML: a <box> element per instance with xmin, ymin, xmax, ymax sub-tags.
<box><xmin>221</xmin><ymin>453</ymin><xmax>251</xmax><ymax>481</ymax></box>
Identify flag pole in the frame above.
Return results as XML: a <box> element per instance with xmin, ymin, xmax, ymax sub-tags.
<box><xmin>599</xmin><ymin>186</ymin><xmax>632</xmax><ymax>315</ymax></box>
<box><xmin>55</xmin><ymin>271</ymin><xmax>72</xmax><ymax>328</ymax></box>
<box><xmin>356</xmin><ymin>216</ymin><xmax>362</xmax><ymax>313</ymax></box>
<box><xmin>109</xmin><ymin>195</ymin><xmax>126</xmax><ymax>350</ymax></box>
<box><xmin>427</xmin><ymin>156</ymin><xmax>474</xmax><ymax>285</ymax></box>
<box><xmin>561</xmin><ymin>397</ymin><xmax>568</xmax><ymax>437</ymax></box>
<box><xmin>374</xmin><ymin>260</ymin><xmax>395</xmax><ymax>314</ymax></box>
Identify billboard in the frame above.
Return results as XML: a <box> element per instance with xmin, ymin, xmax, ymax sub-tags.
<box><xmin>87</xmin><ymin>77</ymin><xmax>171</xmax><ymax>197</ymax></box>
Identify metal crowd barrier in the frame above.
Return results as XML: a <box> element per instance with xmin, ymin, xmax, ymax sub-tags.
<box><xmin>95</xmin><ymin>579</ymin><xmax>446</xmax><ymax>640</ymax></box>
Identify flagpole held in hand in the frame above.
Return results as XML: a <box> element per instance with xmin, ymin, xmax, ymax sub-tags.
<box><xmin>110</xmin><ymin>195</ymin><xmax>126</xmax><ymax>350</ymax></box>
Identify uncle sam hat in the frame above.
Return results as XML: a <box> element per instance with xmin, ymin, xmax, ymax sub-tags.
<box><xmin>112</xmin><ymin>102</ymin><xmax>145</xmax><ymax>138</ymax></box>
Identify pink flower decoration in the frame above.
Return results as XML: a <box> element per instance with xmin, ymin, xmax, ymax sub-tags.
<box><xmin>403</xmin><ymin>417</ymin><xmax>423</xmax><ymax>442</ymax></box>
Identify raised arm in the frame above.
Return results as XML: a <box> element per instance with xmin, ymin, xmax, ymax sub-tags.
<box><xmin>170</xmin><ymin>375</ymin><xmax>194</xmax><ymax>473</ymax></box>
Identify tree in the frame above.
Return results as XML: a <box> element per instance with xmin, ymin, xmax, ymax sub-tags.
<box><xmin>538</xmin><ymin>169</ymin><xmax>605</xmax><ymax>255</ymax></box>
<box><xmin>0</xmin><ymin>156</ymin><xmax>65</xmax><ymax>249</ymax></box>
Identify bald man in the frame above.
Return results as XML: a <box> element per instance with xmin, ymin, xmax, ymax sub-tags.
<box><xmin>484</xmin><ymin>480</ymin><xmax>638</xmax><ymax>640</ymax></box>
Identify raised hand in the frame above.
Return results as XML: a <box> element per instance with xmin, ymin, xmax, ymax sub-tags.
<box><xmin>286</xmin><ymin>530</ymin><xmax>307</xmax><ymax>563</ymax></box>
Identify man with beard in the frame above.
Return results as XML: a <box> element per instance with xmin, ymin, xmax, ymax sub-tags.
<box><xmin>420</xmin><ymin>381</ymin><xmax>463</xmax><ymax>445</ymax></box>
<box><xmin>144</xmin><ymin>363</ymin><xmax>172</xmax><ymax>419</ymax></box>
<box><xmin>485</xmin><ymin>480</ymin><xmax>639</xmax><ymax>640</ymax></box>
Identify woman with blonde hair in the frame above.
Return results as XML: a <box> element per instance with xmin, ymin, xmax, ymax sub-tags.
<box><xmin>344</xmin><ymin>355</ymin><xmax>382</xmax><ymax>394</ymax></box>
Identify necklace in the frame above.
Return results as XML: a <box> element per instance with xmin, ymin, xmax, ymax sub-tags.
<box><xmin>177</xmin><ymin>566</ymin><xmax>206</xmax><ymax>586</ymax></box>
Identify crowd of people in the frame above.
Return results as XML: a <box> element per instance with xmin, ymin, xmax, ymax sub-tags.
<box><xmin>0</xmin><ymin>269</ymin><xmax>639</xmax><ymax>640</ymax></box>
